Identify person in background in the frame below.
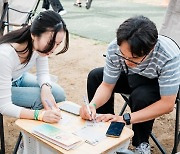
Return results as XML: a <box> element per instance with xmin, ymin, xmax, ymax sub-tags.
<box><xmin>80</xmin><ymin>16</ymin><xmax>180</xmax><ymax>153</ymax></box>
<box><xmin>42</xmin><ymin>0</ymin><xmax>67</xmax><ymax>16</ymax></box>
<box><xmin>74</xmin><ymin>0</ymin><xmax>82</xmax><ymax>7</ymax></box>
<box><xmin>74</xmin><ymin>0</ymin><xmax>92</xmax><ymax>9</ymax></box>
<box><xmin>0</xmin><ymin>10</ymin><xmax>69</xmax><ymax>123</ymax></box>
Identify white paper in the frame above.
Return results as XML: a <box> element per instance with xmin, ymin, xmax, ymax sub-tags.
<box><xmin>58</xmin><ymin>114</ymin><xmax>73</xmax><ymax>125</ymax></box>
<box><xmin>85</xmin><ymin>120</ymin><xmax>105</xmax><ymax>127</ymax></box>
<box><xmin>73</xmin><ymin>121</ymin><xmax>106</xmax><ymax>146</ymax></box>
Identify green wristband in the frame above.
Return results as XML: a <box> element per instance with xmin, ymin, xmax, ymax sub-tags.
<box><xmin>90</xmin><ymin>102</ymin><xmax>97</xmax><ymax>109</ymax></box>
<box><xmin>93</xmin><ymin>103</ymin><xmax>97</xmax><ymax>109</ymax></box>
<box><xmin>36</xmin><ymin>110</ymin><xmax>40</xmax><ymax>120</ymax></box>
<box><xmin>34</xmin><ymin>110</ymin><xmax>40</xmax><ymax>120</ymax></box>
<box><xmin>34</xmin><ymin>110</ymin><xmax>37</xmax><ymax>120</ymax></box>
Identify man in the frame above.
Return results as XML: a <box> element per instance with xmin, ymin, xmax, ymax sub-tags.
<box><xmin>80</xmin><ymin>16</ymin><xmax>180</xmax><ymax>153</ymax></box>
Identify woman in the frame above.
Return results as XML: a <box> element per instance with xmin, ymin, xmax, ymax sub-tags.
<box><xmin>0</xmin><ymin>10</ymin><xmax>69</xmax><ymax>123</ymax></box>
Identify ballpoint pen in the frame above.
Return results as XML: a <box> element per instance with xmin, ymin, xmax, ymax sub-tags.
<box><xmin>83</xmin><ymin>96</ymin><xmax>91</xmax><ymax>116</ymax></box>
<box><xmin>45</xmin><ymin>99</ymin><xmax>56</xmax><ymax>110</ymax></box>
<box><xmin>83</xmin><ymin>96</ymin><xmax>96</xmax><ymax>123</ymax></box>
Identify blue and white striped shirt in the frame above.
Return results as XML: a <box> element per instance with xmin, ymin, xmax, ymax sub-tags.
<box><xmin>103</xmin><ymin>35</ymin><xmax>180</xmax><ymax>96</ymax></box>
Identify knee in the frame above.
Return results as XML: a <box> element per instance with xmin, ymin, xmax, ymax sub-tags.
<box><xmin>129</xmin><ymin>87</ymin><xmax>160</xmax><ymax>112</ymax></box>
<box><xmin>87</xmin><ymin>68</ymin><xmax>98</xmax><ymax>81</ymax></box>
<box><xmin>87</xmin><ymin>67</ymin><xmax>103</xmax><ymax>84</ymax></box>
<box><xmin>129</xmin><ymin>90</ymin><xmax>146</xmax><ymax>112</ymax></box>
<box><xmin>51</xmin><ymin>83</ymin><xmax>66</xmax><ymax>103</ymax></box>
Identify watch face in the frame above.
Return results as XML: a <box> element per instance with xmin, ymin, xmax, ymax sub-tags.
<box><xmin>123</xmin><ymin>113</ymin><xmax>131</xmax><ymax>125</ymax></box>
<box><xmin>124</xmin><ymin>113</ymin><xmax>130</xmax><ymax>120</ymax></box>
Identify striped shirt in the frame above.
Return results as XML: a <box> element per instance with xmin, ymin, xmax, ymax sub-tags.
<box><xmin>103</xmin><ymin>35</ymin><xmax>180</xmax><ymax>96</ymax></box>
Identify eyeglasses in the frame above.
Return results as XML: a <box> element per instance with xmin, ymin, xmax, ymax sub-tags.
<box><xmin>115</xmin><ymin>51</ymin><xmax>147</xmax><ymax>65</ymax></box>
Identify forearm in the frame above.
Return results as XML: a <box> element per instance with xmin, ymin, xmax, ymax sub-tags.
<box><xmin>20</xmin><ymin>107</ymin><xmax>62</xmax><ymax>123</ymax></box>
<box><xmin>20</xmin><ymin>108</ymin><xmax>35</xmax><ymax>120</ymax></box>
<box><xmin>130</xmin><ymin>95</ymin><xmax>176</xmax><ymax>124</ymax></box>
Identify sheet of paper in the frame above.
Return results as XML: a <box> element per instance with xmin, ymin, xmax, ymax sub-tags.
<box><xmin>85</xmin><ymin>120</ymin><xmax>105</xmax><ymax>127</ymax></box>
<box><xmin>84</xmin><ymin>113</ymin><xmax>105</xmax><ymax>127</ymax></box>
<box><xmin>58</xmin><ymin>114</ymin><xmax>74</xmax><ymax>125</ymax></box>
<box><xmin>73</xmin><ymin>121</ymin><xmax>106</xmax><ymax>146</ymax></box>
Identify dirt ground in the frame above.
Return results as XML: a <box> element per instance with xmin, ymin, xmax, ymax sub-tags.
<box><xmin>3</xmin><ymin>35</ymin><xmax>179</xmax><ymax>154</ymax></box>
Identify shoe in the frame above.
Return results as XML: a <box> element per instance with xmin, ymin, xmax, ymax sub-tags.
<box><xmin>86</xmin><ymin>0</ymin><xmax>92</xmax><ymax>9</ymax></box>
<box><xmin>73</xmin><ymin>2</ymin><xmax>82</xmax><ymax>7</ymax></box>
<box><xmin>42</xmin><ymin>8</ymin><xmax>47</xmax><ymax>12</ymax></box>
<box><xmin>135</xmin><ymin>142</ymin><xmax>151</xmax><ymax>154</ymax></box>
<box><xmin>59</xmin><ymin>10</ymin><xmax>67</xmax><ymax>16</ymax></box>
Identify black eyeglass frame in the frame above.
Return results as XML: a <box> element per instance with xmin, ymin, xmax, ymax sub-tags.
<box><xmin>115</xmin><ymin>52</ymin><xmax>148</xmax><ymax>65</ymax></box>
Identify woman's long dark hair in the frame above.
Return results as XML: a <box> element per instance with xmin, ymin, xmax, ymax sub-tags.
<box><xmin>0</xmin><ymin>10</ymin><xmax>69</xmax><ymax>63</ymax></box>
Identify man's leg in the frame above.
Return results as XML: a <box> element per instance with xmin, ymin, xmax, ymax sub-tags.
<box><xmin>87</xmin><ymin>67</ymin><xmax>131</xmax><ymax>114</ymax></box>
<box><xmin>87</xmin><ymin>67</ymin><xmax>114</xmax><ymax>114</ymax></box>
<box><xmin>129</xmin><ymin>84</ymin><xmax>160</xmax><ymax>146</ymax></box>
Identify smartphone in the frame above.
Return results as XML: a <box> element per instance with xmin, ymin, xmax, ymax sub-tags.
<box><xmin>106</xmin><ymin>122</ymin><xmax>125</xmax><ymax>138</ymax></box>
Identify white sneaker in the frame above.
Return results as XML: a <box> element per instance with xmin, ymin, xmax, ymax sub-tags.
<box><xmin>135</xmin><ymin>142</ymin><xmax>151</xmax><ymax>154</ymax></box>
<box><xmin>59</xmin><ymin>10</ymin><xmax>67</xmax><ymax>16</ymax></box>
<box><xmin>42</xmin><ymin>8</ymin><xmax>47</xmax><ymax>12</ymax></box>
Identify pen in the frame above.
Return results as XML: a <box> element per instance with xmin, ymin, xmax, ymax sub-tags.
<box><xmin>83</xmin><ymin>96</ymin><xmax>91</xmax><ymax>116</ymax></box>
<box><xmin>45</xmin><ymin>99</ymin><xmax>55</xmax><ymax>110</ymax></box>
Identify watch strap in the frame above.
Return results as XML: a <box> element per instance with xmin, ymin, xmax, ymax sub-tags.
<box><xmin>41</xmin><ymin>82</ymin><xmax>52</xmax><ymax>89</ymax></box>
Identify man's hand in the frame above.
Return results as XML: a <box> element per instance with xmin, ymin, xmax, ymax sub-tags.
<box><xmin>96</xmin><ymin>114</ymin><xmax>124</xmax><ymax>123</ymax></box>
<box><xmin>80</xmin><ymin>104</ymin><xmax>96</xmax><ymax>120</ymax></box>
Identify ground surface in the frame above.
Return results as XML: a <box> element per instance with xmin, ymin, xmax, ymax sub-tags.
<box><xmin>2</xmin><ymin>0</ymin><xmax>180</xmax><ymax>153</ymax></box>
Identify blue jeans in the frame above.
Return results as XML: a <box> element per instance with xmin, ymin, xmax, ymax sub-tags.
<box><xmin>11</xmin><ymin>73</ymin><xmax>66</xmax><ymax>110</ymax></box>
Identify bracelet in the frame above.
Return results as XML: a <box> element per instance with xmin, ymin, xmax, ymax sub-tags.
<box><xmin>34</xmin><ymin>110</ymin><xmax>40</xmax><ymax>120</ymax></box>
<box><xmin>38</xmin><ymin>111</ymin><xmax>45</xmax><ymax>121</ymax></box>
<box><xmin>41</xmin><ymin>83</ymin><xmax>52</xmax><ymax>89</ymax></box>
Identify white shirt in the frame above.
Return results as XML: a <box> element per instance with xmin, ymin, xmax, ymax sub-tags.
<box><xmin>0</xmin><ymin>43</ymin><xmax>51</xmax><ymax>117</ymax></box>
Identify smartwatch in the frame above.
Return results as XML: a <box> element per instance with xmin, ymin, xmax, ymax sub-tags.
<box><xmin>123</xmin><ymin>113</ymin><xmax>131</xmax><ymax>125</ymax></box>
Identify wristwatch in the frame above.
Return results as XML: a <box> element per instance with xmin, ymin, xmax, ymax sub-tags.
<box><xmin>41</xmin><ymin>83</ymin><xmax>52</xmax><ymax>89</ymax></box>
<box><xmin>123</xmin><ymin>113</ymin><xmax>131</xmax><ymax>125</ymax></box>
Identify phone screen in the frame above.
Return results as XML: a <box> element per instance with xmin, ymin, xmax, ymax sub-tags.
<box><xmin>106</xmin><ymin>122</ymin><xmax>125</xmax><ymax>137</ymax></box>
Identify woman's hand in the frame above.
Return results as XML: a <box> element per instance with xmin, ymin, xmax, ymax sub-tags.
<box><xmin>41</xmin><ymin>85</ymin><xmax>58</xmax><ymax>110</ymax></box>
<box><xmin>80</xmin><ymin>104</ymin><xmax>96</xmax><ymax>121</ymax></box>
<box><xmin>96</xmin><ymin>114</ymin><xmax>124</xmax><ymax>123</ymax></box>
<box><xmin>42</xmin><ymin>109</ymin><xmax>61</xmax><ymax>123</ymax></box>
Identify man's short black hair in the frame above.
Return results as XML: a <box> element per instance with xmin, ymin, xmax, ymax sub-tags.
<box><xmin>116</xmin><ymin>16</ymin><xmax>158</xmax><ymax>57</ymax></box>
